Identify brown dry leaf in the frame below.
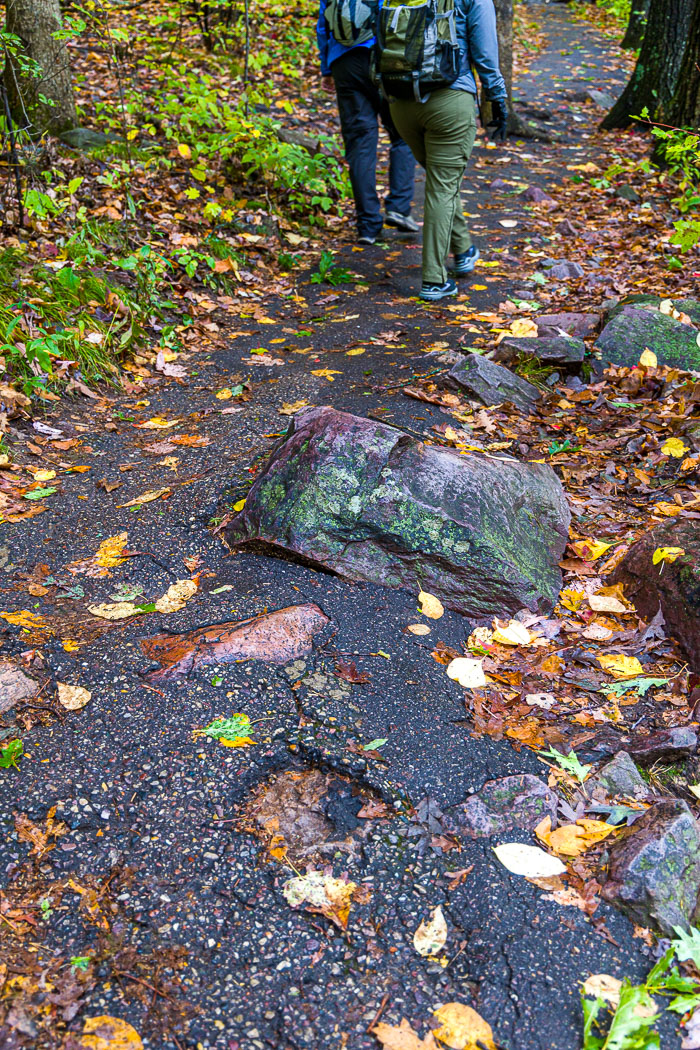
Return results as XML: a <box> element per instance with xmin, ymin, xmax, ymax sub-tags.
<box><xmin>78</xmin><ymin>1015</ymin><xmax>143</xmax><ymax>1049</ymax></box>
<box><xmin>57</xmin><ymin>683</ymin><xmax>92</xmax><ymax>710</ymax></box>
<box><xmin>15</xmin><ymin>807</ymin><xmax>68</xmax><ymax>856</ymax></box>
<box><xmin>582</xmin><ymin>974</ymin><xmax>622</xmax><ymax>1007</ymax></box>
<box><xmin>154</xmin><ymin>579</ymin><xmax>198</xmax><ymax>613</ymax></box>
<box><xmin>535</xmin><ymin>816</ymin><xmax>616</xmax><ymax>857</ymax></box>
<box><xmin>413</xmin><ymin>905</ymin><xmax>448</xmax><ymax>956</ymax></box>
<box><xmin>431</xmin><ymin>1002</ymin><xmax>496</xmax><ymax>1050</ymax></box>
<box><xmin>373</xmin><ymin>1019</ymin><xmax>438</xmax><ymax>1050</ymax></box>
<box><xmin>118</xmin><ymin>487</ymin><xmax>171</xmax><ymax>507</ymax></box>
<box><xmin>67</xmin><ymin>879</ymin><xmax>111</xmax><ymax>930</ymax></box>
<box><xmin>407</xmin><ymin>623</ymin><xmax>431</xmax><ymax>636</ymax></box>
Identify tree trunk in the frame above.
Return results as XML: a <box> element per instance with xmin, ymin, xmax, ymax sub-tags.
<box><xmin>662</xmin><ymin>0</ymin><xmax>700</xmax><ymax>128</ymax></box>
<box><xmin>621</xmin><ymin>0</ymin><xmax>650</xmax><ymax>50</ymax></box>
<box><xmin>601</xmin><ymin>0</ymin><xmax>694</xmax><ymax>129</ymax></box>
<box><xmin>484</xmin><ymin>0</ymin><xmax>549</xmax><ymax>139</ymax></box>
<box><xmin>4</xmin><ymin>0</ymin><xmax>78</xmax><ymax>135</ymax></box>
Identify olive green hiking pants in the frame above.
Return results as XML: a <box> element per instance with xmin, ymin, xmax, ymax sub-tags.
<box><xmin>389</xmin><ymin>89</ymin><xmax>477</xmax><ymax>286</ymax></box>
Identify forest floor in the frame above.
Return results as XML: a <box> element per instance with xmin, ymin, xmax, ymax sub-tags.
<box><xmin>1</xmin><ymin>3</ymin><xmax>699</xmax><ymax>1049</ymax></box>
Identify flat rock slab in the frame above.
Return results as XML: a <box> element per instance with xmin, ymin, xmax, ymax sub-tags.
<box><xmin>223</xmin><ymin>406</ymin><xmax>571</xmax><ymax>618</ymax></box>
<box><xmin>496</xmin><ymin>335</ymin><xmax>585</xmax><ymax>367</ymax></box>
<box><xmin>446</xmin><ymin>774</ymin><xmax>557</xmax><ymax>838</ymax></box>
<box><xmin>536</xmin><ymin>312</ymin><xmax>600</xmax><ymax>339</ymax></box>
<box><xmin>611</xmin><ymin>518</ymin><xmax>700</xmax><ymax>671</ymax></box>
<box><xmin>590</xmin><ymin>751</ymin><xmax>648</xmax><ymax>799</ymax></box>
<box><xmin>141</xmin><ymin>603</ymin><xmax>330</xmax><ymax>679</ymax></box>
<box><xmin>602</xmin><ymin>801</ymin><xmax>700</xmax><ymax>936</ymax></box>
<box><xmin>0</xmin><ymin>661</ymin><xmax>39</xmax><ymax>712</ymax></box>
<box><xmin>597</xmin><ymin>306</ymin><xmax>700</xmax><ymax>370</ymax></box>
<box><xmin>448</xmin><ymin>353</ymin><xmax>541</xmax><ymax>411</ymax></box>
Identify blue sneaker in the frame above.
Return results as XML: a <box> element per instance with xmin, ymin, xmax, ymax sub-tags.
<box><xmin>454</xmin><ymin>245</ymin><xmax>480</xmax><ymax>275</ymax></box>
<box><xmin>419</xmin><ymin>277</ymin><xmax>457</xmax><ymax>301</ymax></box>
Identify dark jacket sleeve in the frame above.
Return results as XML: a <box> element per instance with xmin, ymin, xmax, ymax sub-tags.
<box><xmin>317</xmin><ymin>0</ymin><xmax>332</xmax><ymax>76</ymax></box>
<box><xmin>465</xmin><ymin>0</ymin><xmax>507</xmax><ymax>103</ymax></box>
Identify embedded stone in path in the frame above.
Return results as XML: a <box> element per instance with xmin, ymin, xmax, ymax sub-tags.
<box><xmin>448</xmin><ymin>353</ymin><xmax>541</xmax><ymax>412</ymax></box>
<box><xmin>445</xmin><ymin>774</ymin><xmax>557</xmax><ymax>838</ymax></box>
<box><xmin>597</xmin><ymin>306</ymin><xmax>700</xmax><ymax>370</ymax></box>
<box><xmin>602</xmin><ymin>801</ymin><xmax>700</xmax><ymax>936</ymax></box>
<box><xmin>223</xmin><ymin>407</ymin><xmax>570</xmax><ymax>618</ymax></box>
<box><xmin>611</xmin><ymin>517</ymin><xmax>699</xmax><ymax>671</ymax></box>
<box><xmin>496</xmin><ymin>335</ymin><xmax>585</xmax><ymax>368</ymax></box>
<box><xmin>536</xmin><ymin>312</ymin><xmax>600</xmax><ymax>339</ymax></box>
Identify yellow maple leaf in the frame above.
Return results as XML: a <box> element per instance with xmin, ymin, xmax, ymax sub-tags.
<box><xmin>661</xmin><ymin>437</ymin><xmax>689</xmax><ymax>458</ymax></box>
<box><xmin>559</xmin><ymin>587</ymin><xmax>585</xmax><ymax>611</ymax></box>
<box><xmin>569</xmin><ymin>538</ymin><xmax>611</xmax><ymax>561</ymax></box>
<box><xmin>652</xmin><ymin>546</ymin><xmax>685</xmax><ymax>565</ymax></box>
<box><xmin>597</xmin><ymin>654</ymin><xmax>644</xmax><ymax>679</ymax></box>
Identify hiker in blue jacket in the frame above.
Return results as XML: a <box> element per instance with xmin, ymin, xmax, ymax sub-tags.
<box><xmin>376</xmin><ymin>0</ymin><xmax>508</xmax><ymax>299</ymax></box>
<box><xmin>317</xmin><ymin>0</ymin><xmax>417</xmax><ymax>244</ymax></box>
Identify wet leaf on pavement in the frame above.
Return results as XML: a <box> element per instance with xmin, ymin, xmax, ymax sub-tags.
<box><xmin>57</xmin><ymin>683</ymin><xmax>92</xmax><ymax>710</ymax></box>
<box><xmin>413</xmin><ymin>905</ymin><xmax>448</xmax><ymax>957</ymax></box>
<box><xmin>431</xmin><ymin>1002</ymin><xmax>496</xmax><ymax>1050</ymax></box>
<box><xmin>372</xmin><ymin>1018</ymin><xmax>438</xmax><ymax>1049</ymax></box>
<box><xmin>282</xmin><ymin>871</ymin><xmax>369</xmax><ymax>930</ymax></box>
<box><xmin>78</xmin><ymin>1015</ymin><xmax>143</xmax><ymax>1048</ymax></box>
<box><xmin>493</xmin><ymin>843</ymin><xmax>566</xmax><ymax>878</ymax></box>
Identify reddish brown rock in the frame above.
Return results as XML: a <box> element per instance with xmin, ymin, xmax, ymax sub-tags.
<box><xmin>611</xmin><ymin>518</ymin><xmax>700</xmax><ymax>671</ymax></box>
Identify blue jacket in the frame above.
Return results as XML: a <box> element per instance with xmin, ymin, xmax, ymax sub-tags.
<box><xmin>317</xmin><ymin>0</ymin><xmax>506</xmax><ymax>103</ymax></box>
<box><xmin>316</xmin><ymin>0</ymin><xmax>374</xmax><ymax>76</ymax></box>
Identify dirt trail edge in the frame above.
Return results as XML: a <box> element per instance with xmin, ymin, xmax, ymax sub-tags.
<box><xmin>0</xmin><ymin>7</ymin><xmax>691</xmax><ymax>1050</ymax></box>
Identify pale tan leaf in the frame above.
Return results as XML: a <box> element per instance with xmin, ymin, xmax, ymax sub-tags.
<box><xmin>413</xmin><ymin>905</ymin><xmax>448</xmax><ymax>956</ymax></box>
<box><xmin>57</xmin><ymin>683</ymin><xmax>91</xmax><ymax>711</ymax></box>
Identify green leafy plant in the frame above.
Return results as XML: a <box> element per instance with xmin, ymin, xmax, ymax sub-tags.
<box><xmin>310</xmin><ymin>250</ymin><xmax>354</xmax><ymax>286</ymax></box>
<box><xmin>70</xmin><ymin>956</ymin><xmax>91</xmax><ymax>972</ymax></box>
<box><xmin>201</xmin><ymin>713</ymin><xmax>254</xmax><ymax>744</ymax></box>
<box><xmin>539</xmin><ymin>746</ymin><xmax>592</xmax><ymax>783</ymax></box>
<box><xmin>0</xmin><ymin>738</ymin><xmax>23</xmax><ymax>769</ymax></box>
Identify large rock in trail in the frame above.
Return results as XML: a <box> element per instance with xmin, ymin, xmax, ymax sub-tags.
<box><xmin>611</xmin><ymin>517</ymin><xmax>700</xmax><ymax>671</ymax></box>
<box><xmin>223</xmin><ymin>406</ymin><xmax>571</xmax><ymax>617</ymax></box>
<box><xmin>597</xmin><ymin>304</ymin><xmax>700</xmax><ymax>370</ymax></box>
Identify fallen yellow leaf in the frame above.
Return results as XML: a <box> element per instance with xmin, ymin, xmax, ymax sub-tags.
<box><xmin>413</xmin><ymin>905</ymin><xmax>448</xmax><ymax>956</ymax></box>
<box><xmin>661</xmin><ymin>437</ymin><xmax>689</xmax><ymax>458</ymax></box>
<box><xmin>0</xmin><ymin>610</ymin><xmax>50</xmax><ymax>632</ymax></box>
<box><xmin>311</xmin><ymin>369</ymin><xmax>342</xmax><ymax>381</ymax></box>
<box><xmin>570</xmin><ymin>539</ymin><xmax>611</xmax><ymax>561</ymax></box>
<box><xmin>536</xmin><ymin>816</ymin><xmax>616</xmax><ymax>857</ymax></box>
<box><xmin>278</xmin><ymin>400</ymin><xmax>309</xmax><ymax>415</ymax></box>
<box><xmin>95</xmin><ymin>533</ymin><xmax>129</xmax><ymax>568</ymax></box>
<box><xmin>32</xmin><ymin>469</ymin><xmax>56</xmax><ymax>482</ymax></box>
<box><xmin>597</xmin><ymin>654</ymin><xmax>644</xmax><ymax>679</ymax></box>
<box><xmin>652</xmin><ymin>546</ymin><xmax>685</xmax><ymax>565</ymax></box>
<box><xmin>154</xmin><ymin>579</ymin><xmax>197</xmax><ymax>614</ymax></box>
<box><xmin>133</xmin><ymin>417</ymin><xmax>180</xmax><ymax>430</ymax></box>
<box><xmin>559</xmin><ymin>587</ymin><xmax>585</xmax><ymax>611</ymax></box>
<box><xmin>407</xmin><ymin>623</ymin><xmax>431</xmax><ymax>636</ymax></box>
<box><xmin>87</xmin><ymin>602</ymin><xmax>144</xmax><ymax>620</ymax></box>
<box><xmin>491</xmin><ymin>619</ymin><xmax>532</xmax><ymax>646</ymax></box>
<box><xmin>418</xmin><ymin>590</ymin><xmax>444</xmax><ymax>619</ymax></box>
<box><xmin>63</xmin><ymin>640</ymin><xmax>81</xmax><ymax>652</ymax></box>
<box><xmin>118</xmin><ymin>488</ymin><xmax>171</xmax><ymax>507</ymax></box>
<box><xmin>177</xmin><ymin>142</ymin><xmax>191</xmax><ymax>160</ymax></box>
<box><xmin>432</xmin><ymin>1002</ymin><xmax>496</xmax><ymax>1050</ymax></box>
<box><xmin>79</xmin><ymin>1015</ymin><xmax>143</xmax><ymax>1049</ymax></box>
<box><xmin>233</xmin><ymin>498</ymin><xmax>246</xmax><ymax>512</ymax></box>
<box><xmin>639</xmin><ymin>348</ymin><xmax>657</xmax><ymax>368</ymax></box>
<box><xmin>215</xmin><ymin>388</ymin><xmax>233</xmax><ymax>400</ymax></box>
<box><xmin>346</xmin><ymin>348</ymin><xmax>365</xmax><ymax>356</ymax></box>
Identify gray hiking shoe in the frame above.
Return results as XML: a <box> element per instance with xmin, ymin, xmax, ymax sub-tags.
<box><xmin>386</xmin><ymin>210</ymin><xmax>420</xmax><ymax>233</ymax></box>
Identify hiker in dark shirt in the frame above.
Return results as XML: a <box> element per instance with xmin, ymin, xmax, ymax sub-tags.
<box><xmin>317</xmin><ymin>0</ymin><xmax>418</xmax><ymax>244</ymax></box>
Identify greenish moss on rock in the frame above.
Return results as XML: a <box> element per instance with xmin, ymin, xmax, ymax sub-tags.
<box><xmin>223</xmin><ymin>407</ymin><xmax>570</xmax><ymax>618</ymax></box>
<box><xmin>446</xmin><ymin>774</ymin><xmax>557</xmax><ymax>838</ymax></box>
<box><xmin>602</xmin><ymin>801</ymin><xmax>700</xmax><ymax>936</ymax></box>
<box><xmin>597</xmin><ymin>305</ymin><xmax>700</xmax><ymax>370</ymax></box>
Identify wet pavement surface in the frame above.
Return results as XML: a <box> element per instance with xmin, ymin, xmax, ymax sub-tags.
<box><xmin>0</xmin><ymin>7</ymin><xmax>684</xmax><ymax>1050</ymax></box>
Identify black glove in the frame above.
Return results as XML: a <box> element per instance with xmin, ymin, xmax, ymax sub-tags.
<box><xmin>486</xmin><ymin>98</ymin><xmax>508</xmax><ymax>143</ymax></box>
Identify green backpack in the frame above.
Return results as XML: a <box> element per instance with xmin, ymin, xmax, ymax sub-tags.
<box><xmin>375</xmin><ymin>0</ymin><xmax>460</xmax><ymax>102</ymax></box>
<box><xmin>324</xmin><ymin>0</ymin><xmax>378</xmax><ymax>47</ymax></box>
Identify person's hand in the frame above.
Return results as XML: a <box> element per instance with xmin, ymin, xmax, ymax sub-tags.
<box><xmin>487</xmin><ymin>98</ymin><xmax>508</xmax><ymax>143</ymax></box>
<box><xmin>320</xmin><ymin>75</ymin><xmax>334</xmax><ymax>93</ymax></box>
